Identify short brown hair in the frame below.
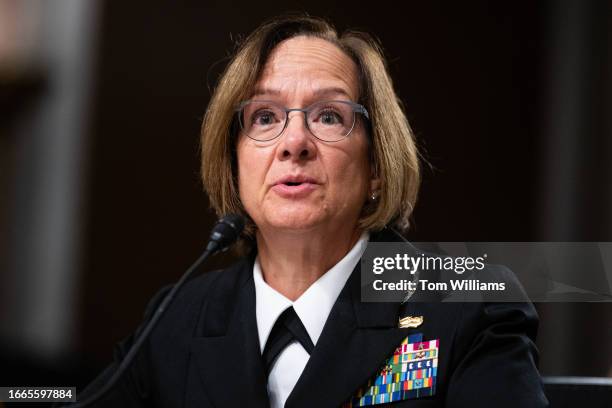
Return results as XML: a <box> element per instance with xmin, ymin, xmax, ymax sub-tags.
<box><xmin>200</xmin><ymin>15</ymin><xmax>420</xmax><ymax>237</ymax></box>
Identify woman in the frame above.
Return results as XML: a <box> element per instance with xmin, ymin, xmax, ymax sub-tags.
<box><xmin>78</xmin><ymin>15</ymin><xmax>548</xmax><ymax>407</ymax></box>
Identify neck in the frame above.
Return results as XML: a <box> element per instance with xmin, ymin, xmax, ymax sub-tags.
<box><xmin>256</xmin><ymin>226</ymin><xmax>363</xmax><ymax>301</ymax></box>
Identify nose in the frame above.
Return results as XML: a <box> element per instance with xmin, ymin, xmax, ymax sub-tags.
<box><xmin>276</xmin><ymin>111</ymin><xmax>316</xmax><ymax>162</ymax></box>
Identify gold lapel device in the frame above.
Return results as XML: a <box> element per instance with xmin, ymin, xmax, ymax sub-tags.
<box><xmin>398</xmin><ymin>315</ymin><xmax>424</xmax><ymax>328</ymax></box>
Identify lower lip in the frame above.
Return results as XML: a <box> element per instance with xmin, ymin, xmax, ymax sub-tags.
<box><xmin>272</xmin><ymin>183</ymin><xmax>318</xmax><ymax>198</ymax></box>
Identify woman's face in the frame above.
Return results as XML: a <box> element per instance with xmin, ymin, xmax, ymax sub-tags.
<box><xmin>237</xmin><ymin>36</ymin><xmax>375</xmax><ymax>235</ymax></box>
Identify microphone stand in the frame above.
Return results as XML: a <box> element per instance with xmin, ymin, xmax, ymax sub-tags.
<box><xmin>62</xmin><ymin>215</ymin><xmax>244</xmax><ymax>407</ymax></box>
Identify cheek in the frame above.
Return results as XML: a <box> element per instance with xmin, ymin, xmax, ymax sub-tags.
<box><xmin>324</xmin><ymin>141</ymin><xmax>371</xmax><ymax>200</ymax></box>
<box><xmin>236</xmin><ymin>139</ymin><xmax>272</xmax><ymax>207</ymax></box>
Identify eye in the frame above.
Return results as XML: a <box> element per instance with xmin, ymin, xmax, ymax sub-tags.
<box><xmin>251</xmin><ymin>109</ymin><xmax>279</xmax><ymax>126</ymax></box>
<box><xmin>317</xmin><ymin>108</ymin><xmax>343</xmax><ymax>125</ymax></box>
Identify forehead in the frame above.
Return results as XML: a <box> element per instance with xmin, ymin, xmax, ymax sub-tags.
<box><xmin>253</xmin><ymin>36</ymin><xmax>359</xmax><ymax>101</ymax></box>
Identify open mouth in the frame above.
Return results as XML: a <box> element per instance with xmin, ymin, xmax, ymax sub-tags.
<box><xmin>272</xmin><ymin>177</ymin><xmax>318</xmax><ymax>197</ymax></box>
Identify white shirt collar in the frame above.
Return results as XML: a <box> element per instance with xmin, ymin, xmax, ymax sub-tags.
<box><xmin>253</xmin><ymin>232</ymin><xmax>369</xmax><ymax>353</ymax></box>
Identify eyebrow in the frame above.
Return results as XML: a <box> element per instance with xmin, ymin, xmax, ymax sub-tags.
<box><xmin>250</xmin><ymin>87</ymin><xmax>353</xmax><ymax>100</ymax></box>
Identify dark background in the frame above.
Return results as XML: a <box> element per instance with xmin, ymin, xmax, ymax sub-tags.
<box><xmin>1</xmin><ymin>0</ymin><xmax>611</xmax><ymax>394</ymax></box>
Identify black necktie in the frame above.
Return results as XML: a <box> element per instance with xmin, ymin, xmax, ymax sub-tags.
<box><xmin>262</xmin><ymin>306</ymin><xmax>315</xmax><ymax>375</ymax></box>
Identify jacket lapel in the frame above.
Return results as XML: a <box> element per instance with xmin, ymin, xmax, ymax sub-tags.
<box><xmin>187</xmin><ymin>259</ymin><xmax>270</xmax><ymax>407</ymax></box>
<box><xmin>285</xmin><ymin>262</ymin><xmax>411</xmax><ymax>408</ymax></box>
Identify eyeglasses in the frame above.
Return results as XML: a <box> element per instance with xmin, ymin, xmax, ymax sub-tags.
<box><xmin>236</xmin><ymin>100</ymin><xmax>370</xmax><ymax>142</ymax></box>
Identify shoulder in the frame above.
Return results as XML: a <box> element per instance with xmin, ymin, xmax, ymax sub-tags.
<box><xmin>142</xmin><ymin>256</ymin><xmax>254</xmax><ymax>331</ymax></box>
<box><xmin>437</xmin><ymin>262</ymin><xmax>539</xmax><ymax>344</ymax></box>
<box><xmin>181</xmin><ymin>256</ymin><xmax>253</xmax><ymax>303</ymax></box>
<box><xmin>456</xmin><ymin>262</ymin><xmax>539</xmax><ymax>326</ymax></box>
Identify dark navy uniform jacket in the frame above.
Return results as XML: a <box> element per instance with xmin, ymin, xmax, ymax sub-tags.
<box><xmin>76</xmin><ymin>228</ymin><xmax>549</xmax><ymax>407</ymax></box>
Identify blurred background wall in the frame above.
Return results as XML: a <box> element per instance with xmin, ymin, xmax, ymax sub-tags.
<box><xmin>1</xmin><ymin>0</ymin><xmax>611</xmax><ymax>390</ymax></box>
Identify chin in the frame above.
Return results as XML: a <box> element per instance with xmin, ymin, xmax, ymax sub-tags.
<box><xmin>261</xmin><ymin>206</ymin><xmax>327</xmax><ymax>232</ymax></box>
<box><xmin>266</xmin><ymin>216</ymin><xmax>324</xmax><ymax>232</ymax></box>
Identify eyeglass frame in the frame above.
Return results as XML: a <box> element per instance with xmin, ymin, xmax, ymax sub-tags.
<box><xmin>235</xmin><ymin>99</ymin><xmax>370</xmax><ymax>142</ymax></box>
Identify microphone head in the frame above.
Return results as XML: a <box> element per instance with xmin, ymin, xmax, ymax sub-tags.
<box><xmin>207</xmin><ymin>214</ymin><xmax>245</xmax><ymax>253</ymax></box>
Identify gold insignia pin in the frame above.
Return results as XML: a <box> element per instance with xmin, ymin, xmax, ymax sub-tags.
<box><xmin>398</xmin><ymin>315</ymin><xmax>424</xmax><ymax>328</ymax></box>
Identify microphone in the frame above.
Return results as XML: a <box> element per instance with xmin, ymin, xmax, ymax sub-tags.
<box><xmin>206</xmin><ymin>214</ymin><xmax>246</xmax><ymax>254</ymax></box>
<box><xmin>65</xmin><ymin>214</ymin><xmax>245</xmax><ymax>407</ymax></box>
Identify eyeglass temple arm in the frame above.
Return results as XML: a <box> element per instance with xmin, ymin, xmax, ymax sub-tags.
<box><xmin>354</xmin><ymin>103</ymin><xmax>370</xmax><ymax>120</ymax></box>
